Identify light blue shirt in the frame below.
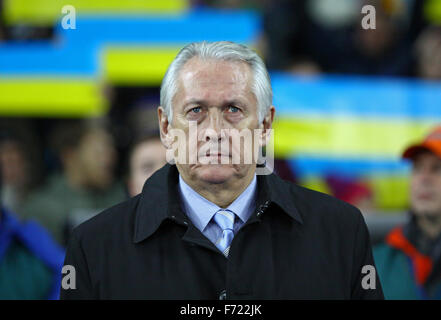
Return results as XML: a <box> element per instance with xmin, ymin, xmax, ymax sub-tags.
<box><xmin>178</xmin><ymin>175</ymin><xmax>257</xmax><ymax>246</ymax></box>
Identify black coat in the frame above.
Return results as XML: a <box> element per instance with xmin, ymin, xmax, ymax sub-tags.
<box><xmin>60</xmin><ymin>164</ymin><xmax>384</xmax><ymax>299</ymax></box>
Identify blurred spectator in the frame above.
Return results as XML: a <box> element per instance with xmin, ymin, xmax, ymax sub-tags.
<box><xmin>0</xmin><ymin>138</ymin><xmax>29</xmax><ymax>212</ymax></box>
<box><xmin>263</xmin><ymin>0</ymin><xmax>313</xmax><ymax>70</ymax></box>
<box><xmin>326</xmin><ymin>175</ymin><xmax>375</xmax><ymax>215</ymax></box>
<box><xmin>18</xmin><ymin>119</ymin><xmax>126</xmax><ymax>246</ymax></box>
<box><xmin>331</xmin><ymin>0</ymin><xmax>414</xmax><ymax>76</ymax></box>
<box><xmin>127</xmin><ymin>133</ymin><xmax>167</xmax><ymax>197</ymax></box>
<box><xmin>374</xmin><ymin>126</ymin><xmax>441</xmax><ymax>299</ymax></box>
<box><xmin>0</xmin><ymin>124</ymin><xmax>42</xmax><ymax>213</ymax></box>
<box><xmin>414</xmin><ymin>25</ymin><xmax>441</xmax><ymax>80</ymax></box>
<box><xmin>263</xmin><ymin>0</ymin><xmax>416</xmax><ymax>76</ymax></box>
<box><xmin>0</xmin><ymin>175</ymin><xmax>64</xmax><ymax>299</ymax></box>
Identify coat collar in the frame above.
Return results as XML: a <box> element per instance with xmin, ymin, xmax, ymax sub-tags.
<box><xmin>133</xmin><ymin>164</ymin><xmax>303</xmax><ymax>243</ymax></box>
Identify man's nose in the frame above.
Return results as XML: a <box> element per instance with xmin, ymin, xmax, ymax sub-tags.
<box><xmin>203</xmin><ymin>112</ymin><xmax>225</xmax><ymax>142</ymax></box>
<box><xmin>418</xmin><ymin>167</ymin><xmax>435</xmax><ymax>184</ymax></box>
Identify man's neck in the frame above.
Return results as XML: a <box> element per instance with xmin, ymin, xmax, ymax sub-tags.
<box><xmin>416</xmin><ymin>213</ymin><xmax>441</xmax><ymax>240</ymax></box>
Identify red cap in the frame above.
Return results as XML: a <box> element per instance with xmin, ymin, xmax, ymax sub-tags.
<box><xmin>402</xmin><ymin>126</ymin><xmax>441</xmax><ymax>160</ymax></box>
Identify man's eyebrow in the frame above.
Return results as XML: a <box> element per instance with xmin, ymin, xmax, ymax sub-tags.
<box><xmin>182</xmin><ymin>99</ymin><xmax>206</xmax><ymax>109</ymax></box>
<box><xmin>222</xmin><ymin>99</ymin><xmax>247</xmax><ymax>107</ymax></box>
<box><xmin>182</xmin><ymin>99</ymin><xmax>247</xmax><ymax>109</ymax></box>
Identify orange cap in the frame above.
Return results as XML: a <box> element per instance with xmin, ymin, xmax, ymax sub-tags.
<box><xmin>402</xmin><ymin>126</ymin><xmax>441</xmax><ymax>160</ymax></box>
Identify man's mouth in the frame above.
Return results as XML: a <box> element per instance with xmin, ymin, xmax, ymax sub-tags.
<box><xmin>205</xmin><ymin>152</ymin><xmax>230</xmax><ymax>157</ymax></box>
<box><xmin>417</xmin><ymin>193</ymin><xmax>434</xmax><ymax>201</ymax></box>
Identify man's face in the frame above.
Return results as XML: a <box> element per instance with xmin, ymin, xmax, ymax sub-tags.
<box><xmin>77</xmin><ymin>129</ymin><xmax>117</xmax><ymax>189</ymax></box>
<box><xmin>162</xmin><ymin>57</ymin><xmax>269</xmax><ymax>185</ymax></box>
<box><xmin>128</xmin><ymin>139</ymin><xmax>167</xmax><ymax>196</ymax></box>
<box><xmin>0</xmin><ymin>140</ymin><xmax>27</xmax><ymax>187</ymax></box>
<box><xmin>410</xmin><ymin>151</ymin><xmax>441</xmax><ymax>217</ymax></box>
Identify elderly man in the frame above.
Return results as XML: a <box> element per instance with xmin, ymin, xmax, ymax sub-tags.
<box><xmin>374</xmin><ymin>126</ymin><xmax>441</xmax><ymax>299</ymax></box>
<box><xmin>61</xmin><ymin>41</ymin><xmax>383</xmax><ymax>299</ymax></box>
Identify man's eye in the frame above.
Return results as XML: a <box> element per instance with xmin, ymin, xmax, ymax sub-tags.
<box><xmin>227</xmin><ymin>106</ymin><xmax>240</xmax><ymax>113</ymax></box>
<box><xmin>191</xmin><ymin>107</ymin><xmax>201</xmax><ymax>113</ymax></box>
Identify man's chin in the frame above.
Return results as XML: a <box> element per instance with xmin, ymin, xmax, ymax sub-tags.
<box><xmin>412</xmin><ymin>203</ymin><xmax>441</xmax><ymax>220</ymax></box>
<box><xmin>195</xmin><ymin>164</ymin><xmax>236</xmax><ymax>184</ymax></box>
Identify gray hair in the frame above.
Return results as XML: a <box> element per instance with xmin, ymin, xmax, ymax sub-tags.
<box><xmin>160</xmin><ymin>41</ymin><xmax>272</xmax><ymax>123</ymax></box>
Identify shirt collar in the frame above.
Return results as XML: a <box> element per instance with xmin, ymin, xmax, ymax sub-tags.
<box><xmin>133</xmin><ymin>164</ymin><xmax>302</xmax><ymax>244</ymax></box>
<box><xmin>178</xmin><ymin>174</ymin><xmax>257</xmax><ymax>232</ymax></box>
<box><xmin>226</xmin><ymin>175</ymin><xmax>257</xmax><ymax>223</ymax></box>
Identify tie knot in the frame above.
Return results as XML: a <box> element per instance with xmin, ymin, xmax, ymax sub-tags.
<box><xmin>213</xmin><ymin>209</ymin><xmax>235</xmax><ymax>231</ymax></box>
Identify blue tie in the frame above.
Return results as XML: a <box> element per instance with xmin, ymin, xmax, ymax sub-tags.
<box><xmin>213</xmin><ymin>209</ymin><xmax>235</xmax><ymax>257</ymax></box>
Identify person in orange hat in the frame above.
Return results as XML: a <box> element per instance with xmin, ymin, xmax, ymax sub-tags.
<box><xmin>374</xmin><ymin>126</ymin><xmax>441</xmax><ymax>299</ymax></box>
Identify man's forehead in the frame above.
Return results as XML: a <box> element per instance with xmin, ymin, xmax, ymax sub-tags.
<box><xmin>173</xmin><ymin>58</ymin><xmax>255</xmax><ymax>106</ymax></box>
<box><xmin>412</xmin><ymin>150</ymin><xmax>441</xmax><ymax>164</ymax></box>
<box><xmin>179</xmin><ymin>57</ymin><xmax>252</xmax><ymax>85</ymax></box>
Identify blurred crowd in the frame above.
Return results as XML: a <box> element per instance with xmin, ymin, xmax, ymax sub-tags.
<box><xmin>198</xmin><ymin>0</ymin><xmax>441</xmax><ymax>79</ymax></box>
<box><xmin>1</xmin><ymin>0</ymin><xmax>440</xmax><ymax>243</ymax></box>
<box><xmin>0</xmin><ymin>115</ymin><xmax>167</xmax><ymax>246</ymax></box>
<box><xmin>1</xmin><ymin>0</ymin><xmax>441</xmax><ymax>299</ymax></box>
<box><xmin>1</xmin><ymin>0</ymin><xmax>441</xmax><ymax>241</ymax></box>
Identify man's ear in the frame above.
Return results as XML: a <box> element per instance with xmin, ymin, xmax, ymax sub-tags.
<box><xmin>259</xmin><ymin>105</ymin><xmax>275</xmax><ymax>147</ymax></box>
<box><xmin>158</xmin><ymin>106</ymin><xmax>173</xmax><ymax>149</ymax></box>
